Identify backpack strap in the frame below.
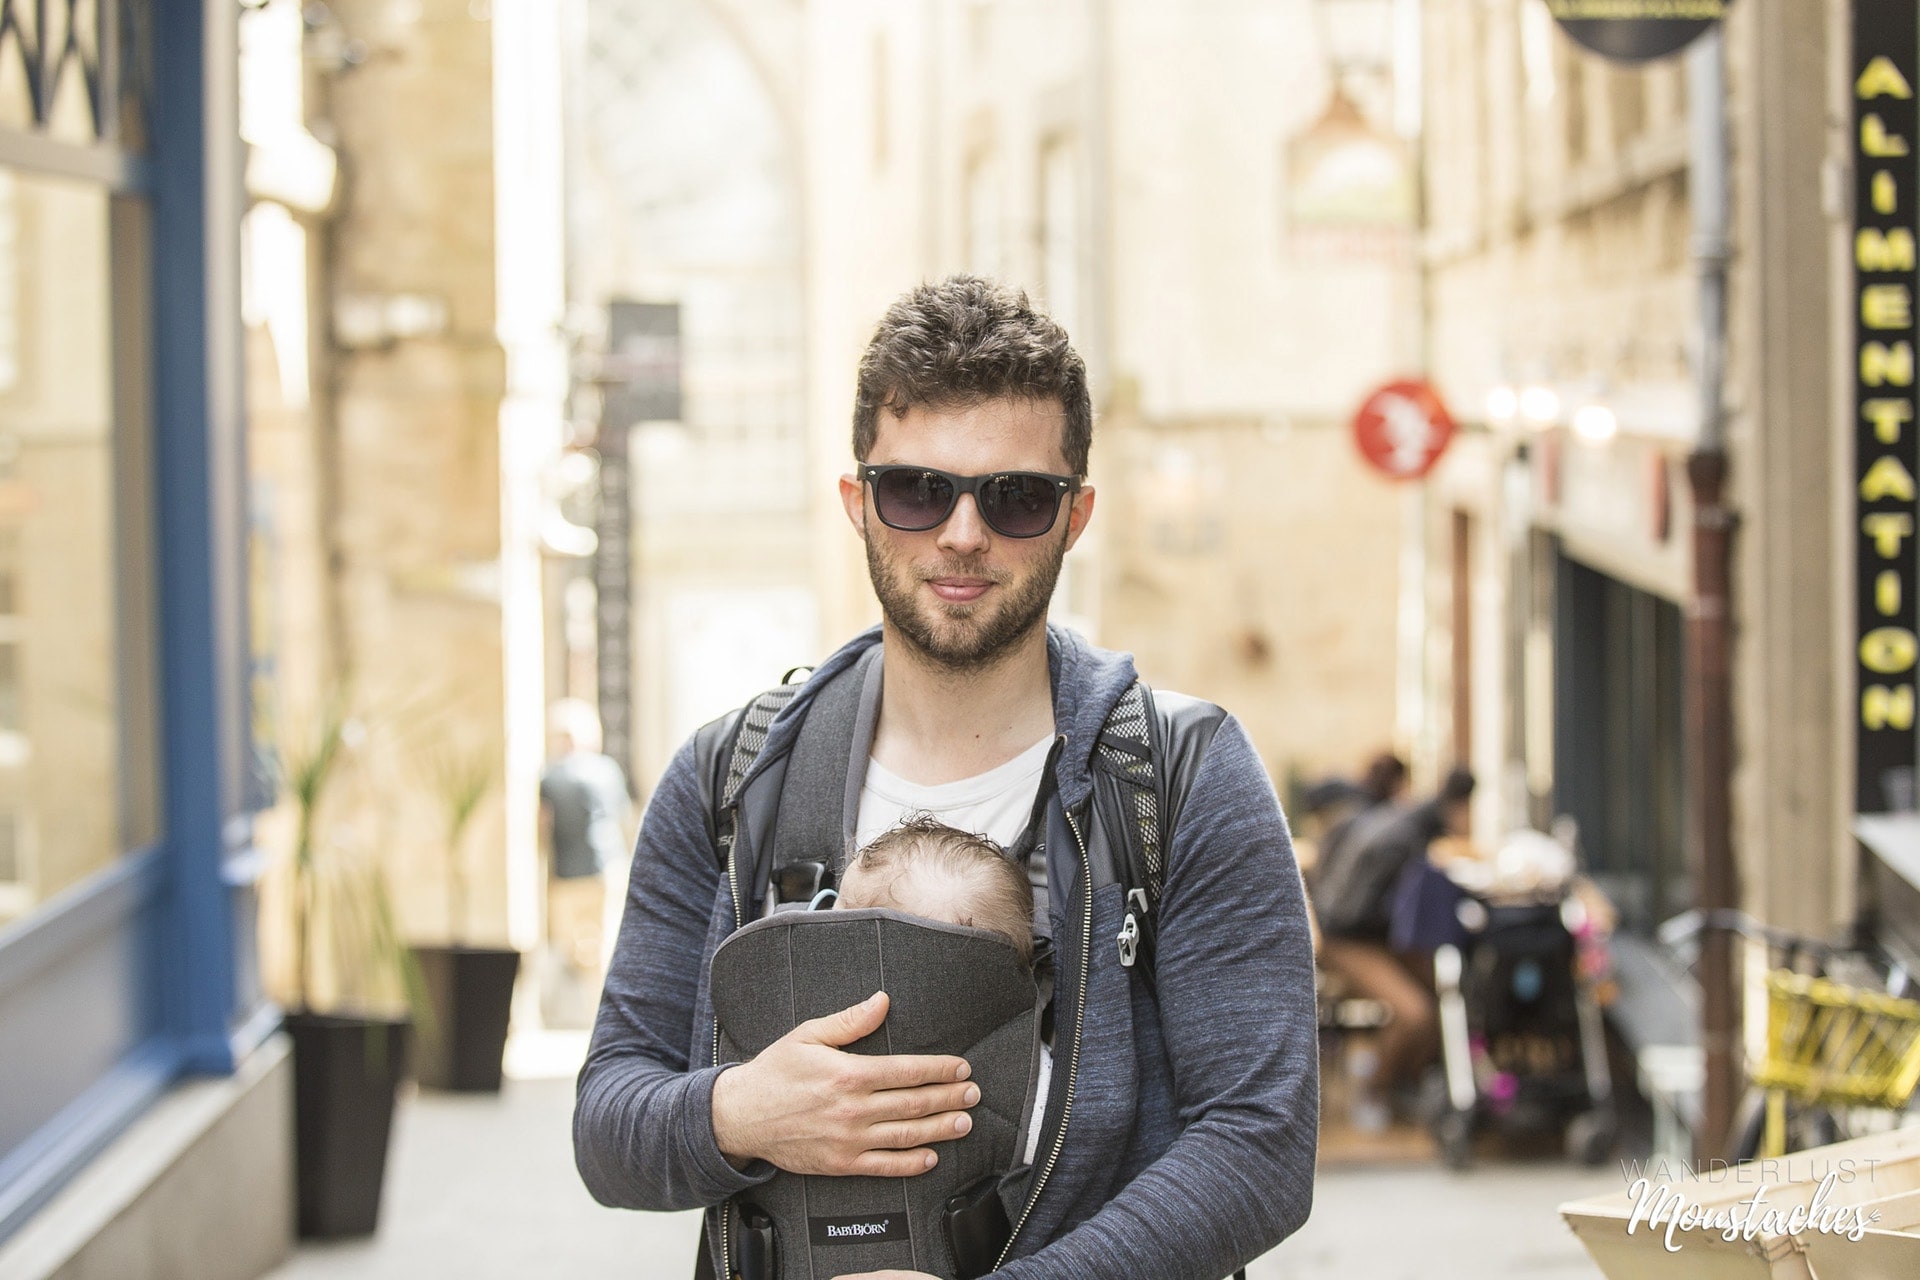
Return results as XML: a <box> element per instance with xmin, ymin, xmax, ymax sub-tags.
<box><xmin>766</xmin><ymin>653</ymin><xmax>870</xmax><ymax>899</ymax></box>
<box><xmin>709</xmin><ymin>655</ymin><xmax>869</xmax><ymax>911</ymax></box>
<box><xmin>1095</xmin><ymin>682</ymin><xmax>1163</xmax><ymax>972</ymax></box>
<box><xmin>1094</xmin><ymin>681</ymin><xmax>1229</xmax><ymax>981</ymax></box>
<box><xmin>713</xmin><ymin>682</ymin><xmax>804</xmax><ymax>875</ymax></box>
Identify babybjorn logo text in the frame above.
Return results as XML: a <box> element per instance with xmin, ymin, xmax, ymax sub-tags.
<box><xmin>809</xmin><ymin>1213</ymin><xmax>907</xmax><ymax>1246</ymax></box>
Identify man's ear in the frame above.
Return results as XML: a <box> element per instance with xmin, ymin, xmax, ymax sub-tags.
<box><xmin>839</xmin><ymin>472</ymin><xmax>867</xmax><ymax>538</ymax></box>
<box><xmin>1063</xmin><ymin>482</ymin><xmax>1096</xmax><ymax>552</ymax></box>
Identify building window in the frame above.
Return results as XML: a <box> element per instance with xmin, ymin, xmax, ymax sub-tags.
<box><xmin>1609</xmin><ymin>63</ymin><xmax>1646</xmax><ymax>150</ymax></box>
<box><xmin>965</xmin><ymin>150</ymin><xmax>1002</xmax><ymax>278</ymax></box>
<box><xmin>872</xmin><ymin>31</ymin><xmax>889</xmax><ymax>171</ymax></box>
<box><xmin>1563</xmin><ymin>40</ymin><xmax>1588</xmax><ymax>166</ymax></box>
<box><xmin>1038</xmin><ymin>135</ymin><xmax>1081</xmax><ymax>338</ymax></box>
<box><xmin>0</xmin><ymin>170</ymin><xmax>135</xmax><ymax>918</ymax></box>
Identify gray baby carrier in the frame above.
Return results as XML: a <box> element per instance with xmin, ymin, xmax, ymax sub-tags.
<box><xmin>694</xmin><ymin>646</ymin><xmax>1230</xmax><ymax>1279</ymax></box>
<box><xmin>710</xmin><ymin>907</ymin><xmax>1042</xmax><ymax>1280</ymax></box>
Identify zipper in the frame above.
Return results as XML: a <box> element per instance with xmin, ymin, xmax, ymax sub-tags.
<box><xmin>995</xmin><ymin>800</ymin><xmax>1094</xmax><ymax>1271</ymax></box>
<box><xmin>715</xmin><ymin>813</ymin><xmax>744</xmax><ymax>1278</ymax></box>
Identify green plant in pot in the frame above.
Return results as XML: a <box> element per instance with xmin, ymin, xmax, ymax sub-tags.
<box><xmin>279</xmin><ymin>694</ymin><xmax>420</xmax><ymax>1241</ymax></box>
<box><xmin>409</xmin><ymin>746</ymin><xmax>522</xmax><ymax>1093</ymax></box>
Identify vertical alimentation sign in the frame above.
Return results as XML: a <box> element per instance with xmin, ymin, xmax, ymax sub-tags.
<box><xmin>597</xmin><ymin>301</ymin><xmax>682</xmax><ymax>783</ymax></box>
<box><xmin>1855</xmin><ymin>0</ymin><xmax>1920</xmax><ymax>813</ymax></box>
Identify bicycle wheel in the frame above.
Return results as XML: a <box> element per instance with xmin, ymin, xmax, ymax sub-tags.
<box><xmin>1726</xmin><ymin>1087</ymin><xmax>1838</xmax><ymax>1161</ymax></box>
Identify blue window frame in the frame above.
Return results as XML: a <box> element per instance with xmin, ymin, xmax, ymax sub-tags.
<box><xmin>0</xmin><ymin>0</ymin><xmax>264</xmax><ymax>1243</ymax></box>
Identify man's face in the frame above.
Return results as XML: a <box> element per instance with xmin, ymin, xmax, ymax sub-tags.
<box><xmin>839</xmin><ymin>397</ymin><xmax>1095</xmax><ymax>671</ymax></box>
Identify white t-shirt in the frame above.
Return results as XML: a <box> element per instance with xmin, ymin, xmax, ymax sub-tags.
<box><xmin>853</xmin><ymin>733</ymin><xmax>1055</xmax><ymax>1165</ymax></box>
<box><xmin>854</xmin><ymin>733</ymin><xmax>1055</xmax><ymax>851</ymax></box>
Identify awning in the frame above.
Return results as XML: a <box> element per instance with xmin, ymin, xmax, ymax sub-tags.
<box><xmin>1856</xmin><ymin>812</ymin><xmax>1920</xmax><ymax>895</ymax></box>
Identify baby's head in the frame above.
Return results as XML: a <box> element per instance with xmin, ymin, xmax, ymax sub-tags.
<box><xmin>838</xmin><ymin>814</ymin><xmax>1035</xmax><ymax>964</ymax></box>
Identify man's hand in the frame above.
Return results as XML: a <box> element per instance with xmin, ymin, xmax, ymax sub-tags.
<box><xmin>711</xmin><ymin>991</ymin><xmax>979</xmax><ymax>1176</ymax></box>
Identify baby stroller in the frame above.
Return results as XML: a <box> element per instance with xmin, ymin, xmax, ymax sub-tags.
<box><xmin>1427</xmin><ymin>830</ymin><xmax>1616</xmax><ymax>1170</ymax></box>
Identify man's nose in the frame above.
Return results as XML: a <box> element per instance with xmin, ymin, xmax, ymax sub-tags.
<box><xmin>936</xmin><ymin>493</ymin><xmax>992</xmax><ymax>553</ymax></box>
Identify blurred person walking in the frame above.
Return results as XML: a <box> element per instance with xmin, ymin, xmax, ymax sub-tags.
<box><xmin>1313</xmin><ymin>767</ymin><xmax>1475</xmax><ymax>1119</ymax></box>
<box><xmin>540</xmin><ymin>699</ymin><xmax>633</xmax><ymax>1004</ymax></box>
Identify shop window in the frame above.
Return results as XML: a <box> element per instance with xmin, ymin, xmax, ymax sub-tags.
<box><xmin>0</xmin><ymin>170</ymin><xmax>138</xmax><ymax>915</ymax></box>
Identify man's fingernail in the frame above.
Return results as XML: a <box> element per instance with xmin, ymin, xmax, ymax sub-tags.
<box><xmin>955</xmin><ymin>1062</ymin><xmax>971</xmax><ymax>1080</ymax></box>
<box><xmin>924</xmin><ymin>1151</ymin><xmax>938</xmax><ymax>1169</ymax></box>
<box><xmin>954</xmin><ymin>1114</ymin><xmax>971</xmax><ymax>1135</ymax></box>
<box><xmin>964</xmin><ymin>1085</ymin><xmax>980</xmax><ymax>1105</ymax></box>
<box><xmin>866</xmin><ymin>991</ymin><xmax>884</xmax><ymax>1008</ymax></box>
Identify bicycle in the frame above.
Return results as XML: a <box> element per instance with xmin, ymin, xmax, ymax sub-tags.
<box><xmin>1657</xmin><ymin>908</ymin><xmax>1920</xmax><ymax>1160</ymax></box>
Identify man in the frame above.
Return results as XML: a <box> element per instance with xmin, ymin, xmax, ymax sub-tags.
<box><xmin>575</xmin><ymin>277</ymin><xmax>1317</xmax><ymax>1279</ymax></box>
<box><xmin>540</xmin><ymin>699</ymin><xmax>633</xmax><ymax>986</ymax></box>
<box><xmin>1315</xmin><ymin>767</ymin><xmax>1476</xmax><ymax>1116</ymax></box>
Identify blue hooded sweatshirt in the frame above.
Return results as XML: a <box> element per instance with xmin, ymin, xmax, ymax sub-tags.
<box><xmin>575</xmin><ymin>625</ymin><xmax>1319</xmax><ymax>1278</ymax></box>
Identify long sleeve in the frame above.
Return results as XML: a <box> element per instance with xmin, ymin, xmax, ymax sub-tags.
<box><xmin>573</xmin><ymin>734</ymin><xmax>776</xmax><ymax>1210</ymax></box>
<box><xmin>997</xmin><ymin>715</ymin><xmax>1319</xmax><ymax>1278</ymax></box>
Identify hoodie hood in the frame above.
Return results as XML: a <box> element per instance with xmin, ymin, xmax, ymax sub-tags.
<box><xmin>744</xmin><ymin>622</ymin><xmax>1139</xmax><ymax>811</ymax></box>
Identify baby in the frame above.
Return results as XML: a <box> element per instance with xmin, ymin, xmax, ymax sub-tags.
<box><xmin>709</xmin><ymin>816</ymin><xmax>1044</xmax><ymax>1279</ymax></box>
<box><xmin>834</xmin><ymin>813</ymin><xmax>1036</xmax><ymax>964</ymax></box>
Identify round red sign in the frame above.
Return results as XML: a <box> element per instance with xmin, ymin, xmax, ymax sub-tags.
<box><xmin>1351</xmin><ymin>379</ymin><xmax>1457</xmax><ymax>481</ymax></box>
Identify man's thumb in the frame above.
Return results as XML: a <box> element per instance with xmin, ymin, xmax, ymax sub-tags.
<box><xmin>809</xmin><ymin>990</ymin><xmax>888</xmax><ymax>1046</ymax></box>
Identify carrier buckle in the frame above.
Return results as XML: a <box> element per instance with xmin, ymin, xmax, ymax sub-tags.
<box><xmin>1117</xmin><ymin>889</ymin><xmax>1150</xmax><ymax>968</ymax></box>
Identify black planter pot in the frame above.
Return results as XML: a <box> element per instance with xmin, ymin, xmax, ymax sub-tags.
<box><xmin>411</xmin><ymin>945</ymin><xmax>522</xmax><ymax>1092</ymax></box>
<box><xmin>286</xmin><ymin>1010</ymin><xmax>411</xmax><ymax>1240</ymax></box>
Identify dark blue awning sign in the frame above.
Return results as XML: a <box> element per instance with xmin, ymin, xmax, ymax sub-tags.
<box><xmin>1547</xmin><ymin>1</ymin><xmax>1727</xmax><ymax>63</ymax></box>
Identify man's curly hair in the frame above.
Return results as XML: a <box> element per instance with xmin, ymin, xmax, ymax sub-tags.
<box><xmin>853</xmin><ymin>275</ymin><xmax>1092</xmax><ymax>477</ymax></box>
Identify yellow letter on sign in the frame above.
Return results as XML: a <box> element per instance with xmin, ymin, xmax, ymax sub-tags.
<box><xmin>1860</xmin><ymin>228</ymin><xmax>1918</xmax><ymax>272</ymax></box>
<box><xmin>1866</xmin><ymin>512</ymin><xmax>1917</xmax><ymax>558</ymax></box>
<box><xmin>1864</xmin><ymin>684</ymin><xmax>1917</xmax><ymax>731</ymax></box>
<box><xmin>1862</xmin><ymin>454</ymin><xmax>1919</xmax><ymax>503</ymax></box>
<box><xmin>1865</xmin><ymin>114</ymin><xmax>1912</xmax><ymax>157</ymax></box>
<box><xmin>1859</xmin><ymin>56</ymin><xmax>1916</xmax><ymax>101</ymax></box>
<box><xmin>1864</xmin><ymin>398</ymin><xmax>1915</xmax><ymax>444</ymax></box>
<box><xmin>1862</xmin><ymin>628</ymin><xmax>1920</xmax><ymax>675</ymax></box>
<box><xmin>1864</xmin><ymin>342</ymin><xmax>1917</xmax><ymax>386</ymax></box>
<box><xmin>1865</xmin><ymin>285</ymin><xmax>1917</xmax><ymax>330</ymax></box>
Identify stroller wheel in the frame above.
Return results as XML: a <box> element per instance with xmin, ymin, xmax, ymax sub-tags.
<box><xmin>1565</xmin><ymin>1109</ymin><xmax>1614</xmax><ymax>1167</ymax></box>
<box><xmin>1435</xmin><ymin>1109</ymin><xmax>1474</xmax><ymax>1170</ymax></box>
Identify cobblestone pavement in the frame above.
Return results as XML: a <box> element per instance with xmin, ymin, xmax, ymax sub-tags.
<box><xmin>270</xmin><ymin>1033</ymin><xmax>1615</xmax><ymax>1280</ymax></box>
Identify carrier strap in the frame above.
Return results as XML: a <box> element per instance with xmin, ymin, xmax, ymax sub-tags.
<box><xmin>714</xmin><ymin>683</ymin><xmax>803</xmax><ymax>892</ymax></box>
<box><xmin>768</xmin><ymin>650</ymin><xmax>871</xmax><ymax>894</ymax></box>
<box><xmin>719</xmin><ymin>672</ymin><xmax>1185</xmax><ymax>976</ymax></box>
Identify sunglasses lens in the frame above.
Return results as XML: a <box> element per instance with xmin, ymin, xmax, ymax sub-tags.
<box><xmin>979</xmin><ymin>474</ymin><xmax>1061</xmax><ymax>537</ymax></box>
<box><xmin>871</xmin><ymin>468</ymin><xmax>955</xmax><ymax>530</ymax></box>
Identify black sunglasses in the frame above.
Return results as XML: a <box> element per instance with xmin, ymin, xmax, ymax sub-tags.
<box><xmin>858</xmin><ymin>464</ymin><xmax>1080</xmax><ymax>539</ymax></box>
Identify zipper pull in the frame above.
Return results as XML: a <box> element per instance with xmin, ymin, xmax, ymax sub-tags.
<box><xmin>1117</xmin><ymin>888</ymin><xmax>1149</xmax><ymax>968</ymax></box>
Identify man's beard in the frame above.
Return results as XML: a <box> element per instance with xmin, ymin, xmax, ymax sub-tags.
<box><xmin>866</xmin><ymin>529</ymin><xmax>1067</xmax><ymax>673</ymax></box>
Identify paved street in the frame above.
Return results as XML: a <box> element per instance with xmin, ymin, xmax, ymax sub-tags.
<box><xmin>270</xmin><ymin>1032</ymin><xmax>1614</xmax><ymax>1280</ymax></box>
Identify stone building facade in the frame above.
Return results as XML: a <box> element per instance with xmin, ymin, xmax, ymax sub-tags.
<box><xmin>243</xmin><ymin>0</ymin><xmax>566</xmax><ymax>988</ymax></box>
<box><xmin>1418</xmin><ymin>0</ymin><xmax>1850</xmax><ymax>943</ymax></box>
<box><xmin>794</xmin><ymin>0</ymin><xmax>1422</xmax><ymax>791</ymax></box>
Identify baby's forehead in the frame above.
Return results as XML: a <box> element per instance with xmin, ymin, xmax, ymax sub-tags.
<box><xmin>892</xmin><ymin>857</ymin><xmax>994</xmax><ymax>896</ymax></box>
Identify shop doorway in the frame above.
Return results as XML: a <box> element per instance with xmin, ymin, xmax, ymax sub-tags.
<box><xmin>1553</xmin><ymin>553</ymin><xmax>1688</xmax><ymax>936</ymax></box>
